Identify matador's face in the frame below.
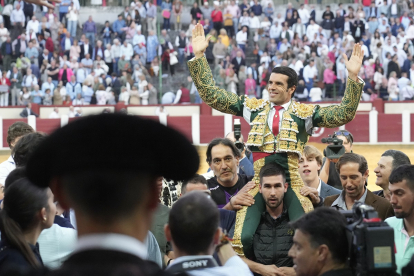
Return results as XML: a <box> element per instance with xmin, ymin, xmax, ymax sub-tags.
<box><xmin>267</xmin><ymin>73</ymin><xmax>295</xmax><ymax>105</ymax></box>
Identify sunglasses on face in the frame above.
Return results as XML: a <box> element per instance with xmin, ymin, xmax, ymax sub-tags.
<box><xmin>334</xmin><ymin>131</ymin><xmax>354</xmax><ymax>143</ymax></box>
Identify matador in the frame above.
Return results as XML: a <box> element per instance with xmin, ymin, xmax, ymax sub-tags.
<box><xmin>188</xmin><ymin>24</ymin><xmax>364</xmax><ymax>258</ymax></box>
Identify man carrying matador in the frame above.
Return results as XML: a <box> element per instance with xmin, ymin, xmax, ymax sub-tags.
<box><xmin>188</xmin><ymin>24</ymin><xmax>364</xmax><ymax>258</ymax></box>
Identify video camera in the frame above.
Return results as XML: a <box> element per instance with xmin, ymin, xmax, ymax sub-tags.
<box><xmin>233</xmin><ymin>119</ymin><xmax>245</xmax><ymax>152</ymax></box>
<box><xmin>321</xmin><ymin>133</ymin><xmax>345</xmax><ymax>159</ymax></box>
<box><xmin>340</xmin><ymin>202</ymin><xmax>396</xmax><ymax>276</ymax></box>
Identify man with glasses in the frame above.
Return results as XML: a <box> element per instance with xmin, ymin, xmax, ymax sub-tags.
<box><xmin>320</xmin><ymin>130</ymin><xmax>354</xmax><ymax>190</ymax></box>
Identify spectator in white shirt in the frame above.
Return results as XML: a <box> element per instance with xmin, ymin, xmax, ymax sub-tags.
<box><xmin>119</xmin><ymin>87</ymin><xmax>130</xmax><ymax>104</ymax></box>
<box><xmin>278</xmin><ymin>38</ymin><xmax>291</xmax><ymax>54</ymax></box>
<box><xmin>49</xmin><ymin>107</ymin><xmax>60</xmax><ymax>118</ymax></box>
<box><xmin>303</xmin><ymin>59</ymin><xmax>317</xmax><ymax>92</ymax></box>
<box><xmin>298</xmin><ymin>4</ymin><xmax>310</xmax><ymax>24</ymax></box>
<box><xmin>26</xmin><ymin>15</ymin><xmax>39</xmax><ymax>34</ymax></box>
<box><xmin>239</xmin><ymin>11</ymin><xmax>251</xmax><ymax>29</ymax></box>
<box><xmin>120</xmin><ymin>41</ymin><xmax>133</xmax><ymax>61</ymax></box>
<box><xmin>306</xmin><ymin>19</ymin><xmax>320</xmax><ymax>43</ymax></box>
<box><xmin>269</xmin><ymin>21</ymin><xmax>282</xmax><ymax>40</ymax></box>
<box><xmin>22</xmin><ymin>68</ymin><xmax>38</xmax><ymax>88</ymax></box>
<box><xmin>133</xmin><ymin>29</ymin><xmax>146</xmax><ymax>46</ymax></box>
<box><xmin>309</xmin><ymin>87</ymin><xmax>322</xmax><ymax>102</ymax></box>
<box><xmin>236</xmin><ymin>26</ymin><xmax>248</xmax><ymax>52</ymax></box>
<box><xmin>10</xmin><ymin>3</ymin><xmax>24</xmax><ymax>38</ymax></box>
<box><xmin>402</xmin><ymin>80</ymin><xmax>414</xmax><ymax>100</ymax></box>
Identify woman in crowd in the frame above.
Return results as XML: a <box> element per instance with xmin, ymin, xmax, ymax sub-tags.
<box><xmin>104</xmin><ymin>44</ymin><xmax>113</xmax><ymax>75</ymax></box>
<box><xmin>218</xmin><ymin>28</ymin><xmax>230</xmax><ymax>48</ymax></box>
<box><xmin>67</xmin><ymin>2</ymin><xmax>78</xmax><ymax>38</ymax></box>
<box><xmin>388</xmin><ymin>71</ymin><xmax>399</xmax><ymax>101</ymax></box>
<box><xmin>147</xmin><ymin>31</ymin><xmax>159</xmax><ymax>63</ymax></box>
<box><xmin>190</xmin><ymin>2</ymin><xmax>202</xmax><ymax>22</ymax></box>
<box><xmin>96</xmin><ymin>84</ymin><xmax>107</xmax><ymax>105</ymax></box>
<box><xmin>94</xmin><ymin>40</ymin><xmax>105</xmax><ymax>61</ymax></box>
<box><xmin>19</xmin><ymin>87</ymin><xmax>31</xmax><ymax>105</ymax></box>
<box><xmin>0</xmin><ymin>178</ymin><xmax>56</xmax><ymax>273</ymax></box>
<box><xmin>129</xmin><ymin>85</ymin><xmax>140</xmax><ymax>105</ymax></box>
<box><xmin>225</xmin><ymin>68</ymin><xmax>238</xmax><ymax>94</ymax></box>
<box><xmin>161</xmin><ymin>0</ymin><xmax>172</xmax><ymax>31</ymax></box>
<box><xmin>69</xmin><ymin>39</ymin><xmax>80</xmax><ymax>62</ymax></box>
<box><xmin>173</xmin><ymin>0</ymin><xmax>183</xmax><ymax>31</ymax></box>
<box><xmin>238</xmin><ymin>65</ymin><xmax>246</xmax><ymax>96</ymax></box>
<box><xmin>58</xmin><ymin>64</ymin><xmax>73</xmax><ymax>86</ymax></box>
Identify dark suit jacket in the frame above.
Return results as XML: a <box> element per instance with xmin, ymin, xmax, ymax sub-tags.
<box><xmin>80</xmin><ymin>44</ymin><xmax>93</xmax><ymax>60</ymax></box>
<box><xmin>20</xmin><ymin>108</ymin><xmax>39</xmax><ymax>118</ymax></box>
<box><xmin>231</xmin><ymin>57</ymin><xmax>245</xmax><ymax>74</ymax></box>
<box><xmin>324</xmin><ymin>189</ymin><xmax>394</xmax><ymax>221</ymax></box>
<box><xmin>3</xmin><ymin>250</ymin><xmax>184</xmax><ymax>276</ymax></box>
<box><xmin>320</xmin><ymin>180</ymin><xmax>341</xmax><ymax>199</ymax></box>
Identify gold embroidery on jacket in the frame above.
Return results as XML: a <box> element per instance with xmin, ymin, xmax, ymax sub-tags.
<box><xmin>232</xmin><ymin>157</ymin><xmax>265</xmax><ymax>256</ymax></box>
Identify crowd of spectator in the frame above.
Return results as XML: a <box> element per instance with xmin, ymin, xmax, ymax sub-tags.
<box><xmin>0</xmin><ymin>0</ymin><xmax>413</xmax><ymax>107</ymax></box>
<box><xmin>181</xmin><ymin>0</ymin><xmax>414</xmax><ymax>102</ymax></box>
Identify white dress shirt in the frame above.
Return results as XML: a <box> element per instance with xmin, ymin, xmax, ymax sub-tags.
<box><xmin>236</xmin><ymin>31</ymin><xmax>248</xmax><ymax>45</ymax></box>
<box><xmin>0</xmin><ymin>156</ymin><xmax>15</xmax><ymax>185</ymax></box>
<box><xmin>38</xmin><ymin>224</ymin><xmax>77</xmax><ymax>269</ymax></box>
<box><xmin>303</xmin><ymin>65</ymin><xmax>318</xmax><ymax>82</ymax></box>
<box><xmin>74</xmin><ymin>233</ymin><xmax>147</xmax><ymax>259</ymax></box>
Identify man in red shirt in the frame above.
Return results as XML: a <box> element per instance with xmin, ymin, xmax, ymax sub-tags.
<box><xmin>211</xmin><ymin>2</ymin><xmax>223</xmax><ymax>34</ymax></box>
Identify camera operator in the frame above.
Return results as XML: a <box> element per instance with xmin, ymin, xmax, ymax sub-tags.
<box><xmin>205</xmin><ymin>138</ymin><xmax>255</xmax><ymax>211</ymax></box>
<box><xmin>373</xmin><ymin>150</ymin><xmax>411</xmax><ymax>200</ymax></box>
<box><xmin>164</xmin><ymin>191</ymin><xmax>252</xmax><ymax>276</ymax></box>
<box><xmin>324</xmin><ymin>153</ymin><xmax>394</xmax><ymax>221</ymax></box>
<box><xmin>385</xmin><ymin>165</ymin><xmax>414</xmax><ymax>275</ymax></box>
<box><xmin>225</xmin><ymin>131</ymin><xmax>254</xmax><ymax>177</ymax></box>
<box><xmin>320</xmin><ymin>130</ymin><xmax>354</xmax><ymax>190</ymax></box>
<box><xmin>288</xmin><ymin>207</ymin><xmax>352</xmax><ymax>276</ymax></box>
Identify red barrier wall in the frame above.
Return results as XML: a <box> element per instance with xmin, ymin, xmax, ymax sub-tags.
<box><xmin>36</xmin><ymin>119</ymin><xmax>61</xmax><ymax>134</ymax></box>
<box><xmin>345</xmin><ymin>114</ymin><xmax>370</xmax><ymax>143</ymax></box>
<box><xmin>167</xmin><ymin>116</ymin><xmax>192</xmax><ymax>142</ymax></box>
<box><xmin>200</xmin><ymin>115</ymin><xmax>224</xmax><ymax>143</ymax></box>
<box><xmin>2</xmin><ymin>119</ymin><xmax>28</xmax><ymax>148</ymax></box>
<box><xmin>378</xmin><ymin>114</ymin><xmax>402</xmax><ymax>142</ymax></box>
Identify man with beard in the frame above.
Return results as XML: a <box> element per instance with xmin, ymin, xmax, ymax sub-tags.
<box><xmin>324</xmin><ymin>153</ymin><xmax>394</xmax><ymax>221</ymax></box>
<box><xmin>385</xmin><ymin>165</ymin><xmax>414</xmax><ymax>275</ymax></box>
<box><xmin>206</xmin><ymin>138</ymin><xmax>255</xmax><ymax>210</ymax></box>
<box><xmin>241</xmin><ymin>163</ymin><xmax>296</xmax><ymax>276</ymax></box>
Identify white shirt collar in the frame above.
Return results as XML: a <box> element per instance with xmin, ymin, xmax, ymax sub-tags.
<box><xmin>74</xmin><ymin>233</ymin><xmax>147</xmax><ymax>260</ymax></box>
<box><xmin>271</xmin><ymin>100</ymin><xmax>291</xmax><ymax>110</ymax></box>
<box><xmin>317</xmin><ymin>179</ymin><xmax>322</xmax><ymax>195</ymax></box>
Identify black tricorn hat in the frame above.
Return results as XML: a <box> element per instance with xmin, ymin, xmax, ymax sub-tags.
<box><xmin>26</xmin><ymin>114</ymin><xmax>199</xmax><ymax>187</ymax></box>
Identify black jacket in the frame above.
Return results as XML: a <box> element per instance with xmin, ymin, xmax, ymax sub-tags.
<box><xmin>0</xmin><ymin>240</ymin><xmax>43</xmax><ymax>274</ymax></box>
<box><xmin>3</xmin><ymin>250</ymin><xmax>185</xmax><ymax>276</ymax></box>
<box><xmin>252</xmin><ymin>209</ymin><xmax>294</xmax><ymax>269</ymax></box>
<box><xmin>387</xmin><ymin>61</ymin><xmax>401</xmax><ymax>78</ymax></box>
<box><xmin>80</xmin><ymin>44</ymin><xmax>93</xmax><ymax>60</ymax></box>
<box><xmin>322</xmin><ymin>10</ymin><xmax>335</xmax><ymax>19</ymax></box>
<box><xmin>20</xmin><ymin>108</ymin><xmax>39</xmax><ymax>118</ymax></box>
<box><xmin>14</xmin><ymin>39</ymin><xmax>27</xmax><ymax>58</ymax></box>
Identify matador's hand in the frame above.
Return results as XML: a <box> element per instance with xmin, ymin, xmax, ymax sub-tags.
<box><xmin>343</xmin><ymin>44</ymin><xmax>364</xmax><ymax>82</ymax></box>
<box><xmin>192</xmin><ymin>23</ymin><xmax>212</xmax><ymax>59</ymax></box>
<box><xmin>25</xmin><ymin>0</ymin><xmax>61</xmax><ymax>9</ymax></box>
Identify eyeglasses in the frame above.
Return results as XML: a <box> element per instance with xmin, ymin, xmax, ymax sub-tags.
<box><xmin>334</xmin><ymin>131</ymin><xmax>354</xmax><ymax>143</ymax></box>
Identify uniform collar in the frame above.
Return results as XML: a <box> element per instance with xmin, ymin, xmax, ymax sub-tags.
<box><xmin>74</xmin><ymin>233</ymin><xmax>147</xmax><ymax>260</ymax></box>
<box><xmin>270</xmin><ymin>100</ymin><xmax>291</xmax><ymax>110</ymax></box>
